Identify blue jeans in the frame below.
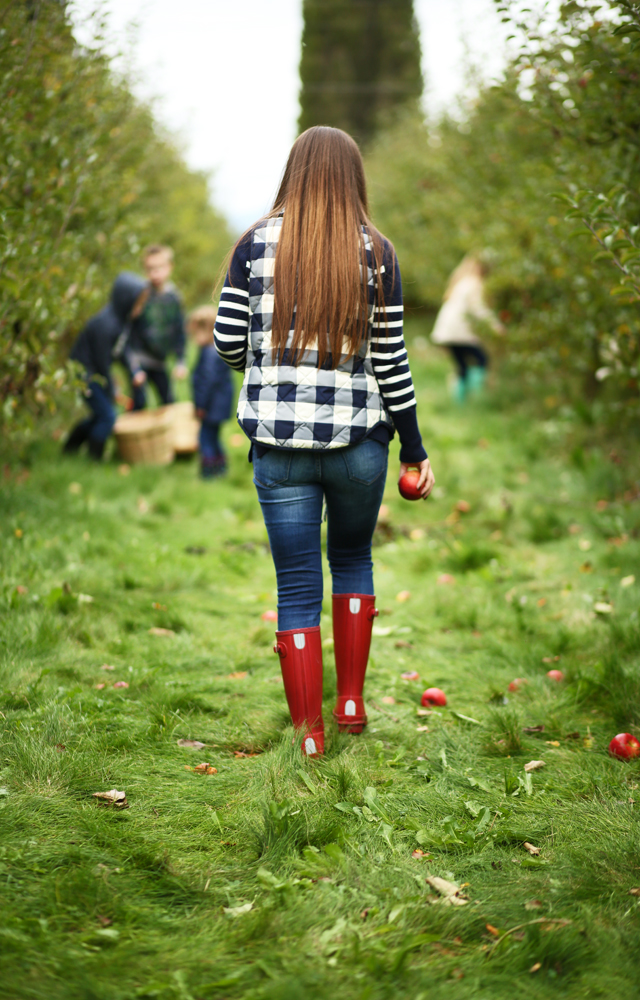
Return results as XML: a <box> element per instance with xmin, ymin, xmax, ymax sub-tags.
<box><xmin>253</xmin><ymin>438</ymin><xmax>388</xmax><ymax>631</ymax></box>
<box><xmin>77</xmin><ymin>380</ymin><xmax>116</xmax><ymax>444</ymax></box>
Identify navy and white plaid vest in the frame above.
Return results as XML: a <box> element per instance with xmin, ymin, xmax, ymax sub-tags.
<box><xmin>236</xmin><ymin>215</ymin><xmax>393</xmax><ymax>450</ymax></box>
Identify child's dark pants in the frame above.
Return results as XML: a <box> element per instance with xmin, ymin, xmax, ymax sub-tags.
<box><xmin>65</xmin><ymin>380</ymin><xmax>115</xmax><ymax>459</ymax></box>
<box><xmin>131</xmin><ymin>367</ymin><xmax>173</xmax><ymax>410</ymax></box>
<box><xmin>199</xmin><ymin>421</ymin><xmax>226</xmax><ymax>477</ymax></box>
<box><xmin>447</xmin><ymin>344</ymin><xmax>489</xmax><ymax>379</ymax></box>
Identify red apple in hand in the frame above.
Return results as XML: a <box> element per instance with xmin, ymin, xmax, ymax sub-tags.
<box><xmin>421</xmin><ymin>687</ymin><xmax>447</xmax><ymax>707</ymax></box>
<box><xmin>399</xmin><ymin>470</ymin><xmax>422</xmax><ymax>501</ymax></box>
<box><xmin>608</xmin><ymin>733</ymin><xmax>640</xmax><ymax>760</ymax></box>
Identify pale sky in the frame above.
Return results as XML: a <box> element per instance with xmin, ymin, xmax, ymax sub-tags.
<box><xmin>71</xmin><ymin>0</ymin><xmax>510</xmax><ymax>232</ymax></box>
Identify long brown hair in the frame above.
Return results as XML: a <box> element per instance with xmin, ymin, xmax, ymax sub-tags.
<box><xmin>230</xmin><ymin>126</ymin><xmax>390</xmax><ymax>368</ymax></box>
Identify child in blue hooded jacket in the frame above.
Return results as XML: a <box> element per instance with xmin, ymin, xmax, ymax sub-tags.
<box><xmin>189</xmin><ymin>306</ymin><xmax>233</xmax><ymax>478</ymax></box>
<box><xmin>65</xmin><ymin>272</ymin><xmax>146</xmax><ymax>459</ymax></box>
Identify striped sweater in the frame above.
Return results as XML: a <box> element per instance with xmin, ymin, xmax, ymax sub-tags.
<box><xmin>214</xmin><ymin>215</ymin><xmax>426</xmax><ymax>462</ymax></box>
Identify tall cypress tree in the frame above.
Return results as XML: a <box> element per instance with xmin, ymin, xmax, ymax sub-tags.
<box><xmin>298</xmin><ymin>0</ymin><xmax>423</xmax><ymax>146</ymax></box>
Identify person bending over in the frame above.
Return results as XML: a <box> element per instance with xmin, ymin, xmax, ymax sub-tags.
<box><xmin>125</xmin><ymin>244</ymin><xmax>188</xmax><ymax>409</ymax></box>
<box><xmin>430</xmin><ymin>255</ymin><xmax>502</xmax><ymax>403</ymax></box>
<box><xmin>189</xmin><ymin>305</ymin><xmax>233</xmax><ymax>479</ymax></box>
<box><xmin>64</xmin><ymin>272</ymin><xmax>147</xmax><ymax>460</ymax></box>
<box><xmin>214</xmin><ymin>126</ymin><xmax>435</xmax><ymax>756</ymax></box>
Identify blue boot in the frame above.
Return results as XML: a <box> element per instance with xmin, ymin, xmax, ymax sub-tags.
<box><xmin>467</xmin><ymin>366</ymin><xmax>487</xmax><ymax>395</ymax></box>
<box><xmin>452</xmin><ymin>376</ymin><xmax>467</xmax><ymax>404</ymax></box>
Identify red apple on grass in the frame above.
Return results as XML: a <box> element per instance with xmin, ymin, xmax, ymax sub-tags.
<box><xmin>608</xmin><ymin>733</ymin><xmax>640</xmax><ymax>760</ymax></box>
<box><xmin>421</xmin><ymin>687</ymin><xmax>447</xmax><ymax>707</ymax></box>
<box><xmin>508</xmin><ymin>678</ymin><xmax>528</xmax><ymax>692</ymax></box>
<box><xmin>546</xmin><ymin>669</ymin><xmax>564</xmax><ymax>682</ymax></box>
<box><xmin>398</xmin><ymin>470</ymin><xmax>422</xmax><ymax>501</ymax></box>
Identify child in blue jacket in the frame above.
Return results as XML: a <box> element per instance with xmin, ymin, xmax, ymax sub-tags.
<box><xmin>189</xmin><ymin>306</ymin><xmax>233</xmax><ymax>478</ymax></box>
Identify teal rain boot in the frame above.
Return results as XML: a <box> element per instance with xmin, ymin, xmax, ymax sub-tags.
<box><xmin>467</xmin><ymin>366</ymin><xmax>487</xmax><ymax>395</ymax></box>
<box><xmin>452</xmin><ymin>376</ymin><xmax>467</xmax><ymax>404</ymax></box>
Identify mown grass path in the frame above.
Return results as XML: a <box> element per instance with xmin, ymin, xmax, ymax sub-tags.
<box><xmin>2</xmin><ymin>335</ymin><xmax>640</xmax><ymax>999</ymax></box>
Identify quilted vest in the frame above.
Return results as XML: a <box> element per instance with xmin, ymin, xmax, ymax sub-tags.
<box><xmin>237</xmin><ymin>215</ymin><xmax>393</xmax><ymax>450</ymax></box>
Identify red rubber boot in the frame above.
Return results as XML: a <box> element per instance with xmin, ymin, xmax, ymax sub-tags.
<box><xmin>332</xmin><ymin>593</ymin><xmax>378</xmax><ymax>733</ymax></box>
<box><xmin>273</xmin><ymin>626</ymin><xmax>324</xmax><ymax>756</ymax></box>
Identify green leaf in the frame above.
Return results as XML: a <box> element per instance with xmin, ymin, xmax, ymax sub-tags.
<box><xmin>297</xmin><ymin>768</ymin><xmax>316</xmax><ymax>794</ymax></box>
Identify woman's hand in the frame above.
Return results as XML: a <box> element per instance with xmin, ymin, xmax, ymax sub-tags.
<box><xmin>399</xmin><ymin>458</ymin><xmax>435</xmax><ymax>500</ymax></box>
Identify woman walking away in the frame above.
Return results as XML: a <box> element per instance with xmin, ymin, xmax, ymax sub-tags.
<box><xmin>430</xmin><ymin>255</ymin><xmax>502</xmax><ymax>403</ymax></box>
<box><xmin>214</xmin><ymin>126</ymin><xmax>434</xmax><ymax>756</ymax></box>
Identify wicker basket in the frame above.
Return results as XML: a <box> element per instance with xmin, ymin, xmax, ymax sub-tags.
<box><xmin>160</xmin><ymin>401</ymin><xmax>199</xmax><ymax>456</ymax></box>
<box><xmin>113</xmin><ymin>408</ymin><xmax>175</xmax><ymax>465</ymax></box>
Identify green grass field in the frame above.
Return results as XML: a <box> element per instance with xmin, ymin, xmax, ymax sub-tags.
<box><xmin>2</xmin><ymin>333</ymin><xmax>640</xmax><ymax>999</ymax></box>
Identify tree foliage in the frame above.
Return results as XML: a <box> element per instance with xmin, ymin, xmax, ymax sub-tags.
<box><xmin>365</xmin><ymin>0</ymin><xmax>640</xmax><ymax>428</ymax></box>
<box><xmin>0</xmin><ymin>0</ymin><xmax>231</xmax><ymax>432</ymax></box>
<box><xmin>298</xmin><ymin>0</ymin><xmax>423</xmax><ymax>145</ymax></box>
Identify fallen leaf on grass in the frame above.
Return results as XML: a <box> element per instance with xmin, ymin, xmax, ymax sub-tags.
<box><xmin>152</xmin><ymin>602</ymin><xmax>167</xmax><ymax>611</ymax></box>
<box><xmin>594</xmin><ymin>602</ymin><xmax>613</xmax><ymax>614</ymax></box>
<box><xmin>401</xmin><ymin>671</ymin><xmax>420</xmax><ymax>681</ymax></box>
<box><xmin>523</xmin><ymin>842</ymin><xmax>541</xmax><ymax>856</ymax></box>
<box><xmin>437</xmin><ymin>573</ymin><xmax>455</xmax><ymax>585</ymax></box>
<box><xmin>416</xmin><ymin>725</ymin><xmax>430</xmax><ymax>732</ymax></box>
<box><xmin>579</xmin><ymin>562</ymin><xmax>593</xmax><ymax>573</ymax></box>
<box><xmin>148</xmin><ymin>627</ymin><xmax>176</xmax><ymax>637</ymax></box>
<box><xmin>396</xmin><ymin>590</ymin><xmax>411</xmax><ymax>602</ymax></box>
<box><xmin>485</xmin><ymin>924</ymin><xmax>500</xmax><ymax>937</ymax></box>
<box><xmin>137</xmin><ymin>498</ymin><xmax>150</xmax><ymax>514</ymax></box>
<box><xmin>412</xmin><ymin>849</ymin><xmax>431</xmax><ymax>859</ymax></box>
<box><xmin>234</xmin><ymin>750</ymin><xmax>259</xmax><ymax>758</ymax></box>
<box><xmin>416</xmin><ymin>708</ymin><xmax>432</xmax><ymax>717</ymax></box>
<box><xmin>565</xmin><ymin>731</ymin><xmax>580</xmax><ymax>740</ymax></box>
<box><xmin>113</xmin><ymin>680</ymin><xmax>129</xmax><ymax>689</ymax></box>
<box><xmin>409</xmin><ymin>528</ymin><xmax>425</xmax><ymax>541</ymax></box>
<box><xmin>524</xmin><ymin>760</ymin><xmax>545</xmax><ymax>772</ymax></box>
<box><xmin>621</xmin><ymin>575</ymin><xmax>635</xmax><ymax>588</ymax></box>
<box><xmin>425</xmin><ymin>876</ymin><xmax>469</xmax><ymax>906</ymax></box>
<box><xmin>261</xmin><ymin>610</ymin><xmax>278</xmax><ymax>622</ymax></box>
<box><xmin>537</xmin><ymin>597</ymin><xmax>547</xmax><ymax>606</ymax></box>
<box><xmin>381</xmin><ymin>696</ymin><xmax>396</xmax><ymax>705</ymax></box>
<box><xmin>100</xmin><ymin>664</ymin><xmax>115</xmax><ymax>671</ymax></box>
<box><xmin>228</xmin><ymin>671</ymin><xmax>248</xmax><ymax>680</ymax></box>
<box><xmin>578</xmin><ymin>538</ymin><xmax>592</xmax><ymax>551</ymax></box>
<box><xmin>185</xmin><ymin>762</ymin><xmax>217</xmax><ymax>774</ymax></box>
<box><xmin>523</xmin><ymin>725</ymin><xmax>545</xmax><ymax>733</ymax></box>
<box><xmin>394</xmin><ymin>639</ymin><xmax>413</xmax><ymax>649</ymax></box>
<box><xmin>525</xmin><ymin>899</ymin><xmax>543</xmax><ymax>911</ymax></box>
<box><xmin>530</xmin><ymin>962</ymin><xmax>542</xmax><ymax>974</ymax></box>
<box><xmin>628</xmin><ymin>888</ymin><xmax>640</xmax><ymax>897</ymax></box>
<box><xmin>223</xmin><ymin>902</ymin><xmax>253</xmax><ymax>917</ymax></box>
<box><xmin>177</xmin><ymin>740</ymin><xmax>206</xmax><ymax>750</ymax></box>
<box><xmin>15</xmin><ymin>585</ymin><xmax>28</xmax><ymax>595</ymax></box>
<box><xmin>545</xmin><ymin>740</ymin><xmax>560</xmax><ymax>747</ymax></box>
<box><xmin>450</xmin><ymin>710</ymin><xmax>481</xmax><ymax>725</ymax></box>
<box><xmin>542</xmin><ymin>656</ymin><xmax>560</xmax><ymax>664</ymax></box>
<box><xmin>96</xmin><ymin>915</ymin><xmax>113</xmax><ymax>927</ymax></box>
<box><xmin>118</xmin><ymin>464</ymin><xmax>130</xmax><ymax>476</ymax></box>
<box><xmin>95</xmin><ymin>683</ymin><xmax>106</xmax><ymax>690</ymax></box>
<box><xmin>93</xmin><ymin>789</ymin><xmax>128</xmax><ymax>809</ymax></box>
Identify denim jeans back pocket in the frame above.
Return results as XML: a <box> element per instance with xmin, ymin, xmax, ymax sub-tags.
<box><xmin>342</xmin><ymin>438</ymin><xmax>388</xmax><ymax>486</ymax></box>
<box><xmin>253</xmin><ymin>448</ymin><xmax>292</xmax><ymax>488</ymax></box>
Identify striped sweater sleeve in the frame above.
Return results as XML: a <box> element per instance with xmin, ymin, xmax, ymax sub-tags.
<box><xmin>371</xmin><ymin>251</ymin><xmax>427</xmax><ymax>463</ymax></box>
<box><xmin>214</xmin><ymin>242</ymin><xmax>250</xmax><ymax>372</ymax></box>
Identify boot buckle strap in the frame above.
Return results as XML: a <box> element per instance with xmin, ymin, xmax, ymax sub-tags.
<box><xmin>367</xmin><ymin>607</ymin><xmax>379</xmax><ymax>621</ymax></box>
<box><xmin>274</xmin><ymin>642</ymin><xmax>286</xmax><ymax>658</ymax></box>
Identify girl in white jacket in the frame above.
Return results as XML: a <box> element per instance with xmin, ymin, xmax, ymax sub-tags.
<box><xmin>431</xmin><ymin>256</ymin><xmax>501</xmax><ymax>402</ymax></box>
